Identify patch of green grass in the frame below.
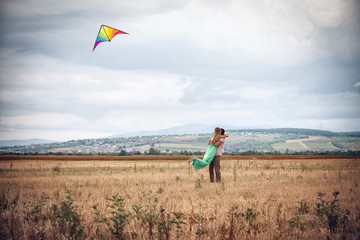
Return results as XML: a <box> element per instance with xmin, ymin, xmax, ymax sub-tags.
<box><xmin>305</xmin><ymin>141</ymin><xmax>338</xmax><ymax>150</ymax></box>
<box><xmin>155</xmin><ymin>142</ymin><xmax>207</xmax><ymax>151</ymax></box>
<box><xmin>272</xmin><ymin>142</ymin><xmax>307</xmax><ymax>151</ymax></box>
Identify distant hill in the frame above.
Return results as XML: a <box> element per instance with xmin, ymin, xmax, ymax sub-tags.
<box><xmin>110</xmin><ymin>123</ymin><xmax>252</xmax><ymax>137</ymax></box>
<box><xmin>0</xmin><ymin>138</ymin><xmax>56</xmax><ymax>147</ymax></box>
<box><xmin>227</xmin><ymin>128</ymin><xmax>360</xmax><ymax>137</ymax></box>
<box><xmin>0</xmin><ymin>128</ymin><xmax>359</xmax><ymax>154</ymax></box>
<box><xmin>112</xmin><ymin>124</ymin><xmax>359</xmax><ymax>138</ymax></box>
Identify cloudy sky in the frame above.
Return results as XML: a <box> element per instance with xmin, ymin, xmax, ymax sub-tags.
<box><xmin>0</xmin><ymin>0</ymin><xmax>359</xmax><ymax>141</ymax></box>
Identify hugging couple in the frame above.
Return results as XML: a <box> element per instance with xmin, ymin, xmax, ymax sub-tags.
<box><xmin>188</xmin><ymin>127</ymin><xmax>228</xmax><ymax>182</ymax></box>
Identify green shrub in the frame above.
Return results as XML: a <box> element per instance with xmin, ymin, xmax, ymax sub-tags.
<box><xmin>241</xmin><ymin>207</ymin><xmax>259</xmax><ymax>223</ymax></box>
<box><xmin>314</xmin><ymin>191</ymin><xmax>341</xmax><ymax>234</ymax></box>
<box><xmin>51</xmin><ymin>190</ymin><xmax>83</xmax><ymax>239</ymax></box>
<box><xmin>131</xmin><ymin>191</ymin><xmax>186</xmax><ymax>239</ymax></box>
<box><xmin>52</xmin><ymin>166</ymin><xmax>61</xmax><ymax>172</ymax></box>
<box><xmin>195</xmin><ymin>179</ymin><xmax>201</xmax><ymax>190</ymax></box>
<box><xmin>240</xmin><ymin>207</ymin><xmax>260</xmax><ymax>233</ymax></box>
<box><xmin>288</xmin><ymin>200</ymin><xmax>311</xmax><ymax>231</ymax></box>
<box><xmin>92</xmin><ymin>193</ymin><xmax>131</xmax><ymax>239</ymax></box>
<box><xmin>193</xmin><ymin>214</ymin><xmax>206</xmax><ymax>239</ymax></box>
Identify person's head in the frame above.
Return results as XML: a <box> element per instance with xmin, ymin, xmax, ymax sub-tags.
<box><xmin>214</xmin><ymin>127</ymin><xmax>221</xmax><ymax>135</ymax></box>
<box><xmin>221</xmin><ymin>128</ymin><xmax>225</xmax><ymax>135</ymax></box>
<box><xmin>211</xmin><ymin>127</ymin><xmax>222</xmax><ymax>144</ymax></box>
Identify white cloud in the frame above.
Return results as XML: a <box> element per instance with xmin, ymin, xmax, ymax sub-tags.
<box><xmin>306</xmin><ymin>0</ymin><xmax>352</xmax><ymax>27</ymax></box>
<box><xmin>96</xmin><ymin>111</ymin><xmax>178</xmax><ymax>133</ymax></box>
<box><xmin>94</xmin><ymin>108</ymin><xmax>261</xmax><ymax>133</ymax></box>
<box><xmin>0</xmin><ymin>129</ymin><xmax>112</xmax><ymax>141</ymax></box>
<box><xmin>0</xmin><ymin>113</ymin><xmax>88</xmax><ymax>129</ymax></box>
<box><xmin>135</xmin><ymin>2</ymin><xmax>310</xmax><ymax>63</ymax></box>
<box><xmin>0</xmin><ymin>89</ymin><xmax>51</xmax><ymax>102</ymax></box>
<box><xmin>79</xmin><ymin>71</ymin><xmax>190</xmax><ymax>106</ymax></box>
<box><xmin>241</xmin><ymin>87</ymin><xmax>275</xmax><ymax>99</ymax></box>
<box><xmin>130</xmin><ymin>0</ymin><xmax>351</xmax><ymax>64</ymax></box>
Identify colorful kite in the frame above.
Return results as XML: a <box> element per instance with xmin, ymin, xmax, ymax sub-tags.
<box><xmin>93</xmin><ymin>25</ymin><xmax>128</xmax><ymax>51</ymax></box>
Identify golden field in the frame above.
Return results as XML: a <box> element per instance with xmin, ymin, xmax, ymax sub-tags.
<box><xmin>0</xmin><ymin>155</ymin><xmax>359</xmax><ymax>239</ymax></box>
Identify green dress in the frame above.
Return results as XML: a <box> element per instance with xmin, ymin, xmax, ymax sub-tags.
<box><xmin>191</xmin><ymin>144</ymin><xmax>217</xmax><ymax>170</ymax></box>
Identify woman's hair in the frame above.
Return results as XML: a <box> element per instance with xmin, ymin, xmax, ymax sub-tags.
<box><xmin>211</xmin><ymin>127</ymin><xmax>222</xmax><ymax>145</ymax></box>
<box><xmin>221</xmin><ymin>128</ymin><xmax>225</xmax><ymax>135</ymax></box>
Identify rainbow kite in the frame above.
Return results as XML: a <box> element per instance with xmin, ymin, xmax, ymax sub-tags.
<box><xmin>93</xmin><ymin>25</ymin><xmax>128</xmax><ymax>51</ymax></box>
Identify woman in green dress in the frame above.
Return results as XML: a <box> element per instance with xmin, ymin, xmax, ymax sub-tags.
<box><xmin>188</xmin><ymin>127</ymin><xmax>228</xmax><ymax>170</ymax></box>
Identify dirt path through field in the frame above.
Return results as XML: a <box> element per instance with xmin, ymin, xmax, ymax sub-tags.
<box><xmin>298</xmin><ymin>141</ymin><xmax>309</xmax><ymax>149</ymax></box>
<box><xmin>286</xmin><ymin>136</ymin><xmax>327</xmax><ymax>149</ymax></box>
<box><xmin>286</xmin><ymin>136</ymin><xmax>324</xmax><ymax>143</ymax></box>
<box><xmin>328</xmin><ymin>142</ymin><xmax>340</xmax><ymax>149</ymax></box>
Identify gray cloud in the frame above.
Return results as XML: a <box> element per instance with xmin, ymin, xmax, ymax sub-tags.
<box><xmin>0</xmin><ymin>0</ymin><xmax>359</xmax><ymax>140</ymax></box>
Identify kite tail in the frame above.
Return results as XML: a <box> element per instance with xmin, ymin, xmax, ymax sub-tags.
<box><xmin>191</xmin><ymin>144</ymin><xmax>217</xmax><ymax>170</ymax></box>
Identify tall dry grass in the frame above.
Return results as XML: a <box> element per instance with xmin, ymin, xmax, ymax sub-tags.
<box><xmin>0</xmin><ymin>156</ymin><xmax>359</xmax><ymax>239</ymax></box>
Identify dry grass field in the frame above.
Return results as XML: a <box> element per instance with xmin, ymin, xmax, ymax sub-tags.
<box><xmin>0</xmin><ymin>155</ymin><xmax>359</xmax><ymax>239</ymax></box>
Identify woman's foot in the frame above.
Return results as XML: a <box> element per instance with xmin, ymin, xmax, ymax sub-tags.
<box><xmin>188</xmin><ymin>156</ymin><xmax>195</xmax><ymax>164</ymax></box>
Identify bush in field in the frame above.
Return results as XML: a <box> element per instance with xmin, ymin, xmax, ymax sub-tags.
<box><xmin>288</xmin><ymin>200</ymin><xmax>314</xmax><ymax>231</ymax></box>
<box><xmin>156</xmin><ymin>208</ymin><xmax>186</xmax><ymax>240</ymax></box>
<box><xmin>314</xmin><ymin>191</ymin><xmax>342</xmax><ymax>234</ymax></box>
<box><xmin>2</xmin><ymin>185</ymin><xmax>359</xmax><ymax>239</ymax></box>
<box><xmin>21</xmin><ymin>192</ymin><xmax>51</xmax><ymax>239</ymax></box>
<box><xmin>288</xmin><ymin>192</ymin><xmax>354</xmax><ymax>235</ymax></box>
<box><xmin>193</xmin><ymin>214</ymin><xmax>206</xmax><ymax>239</ymax></box>
<box><xmin>52</xmin><ymin>165</ymin><xmax>61</xmax><ymax>172</ymax></box>
<box><xmin>92</xmin><ymin>191</ymin><xmax>186</xmax><ymax>240</ymax></box>
<box><xmin>132</xmin><ymin>192</ymin><xmax>160</xmax><ymax>238</ymax></box>
<box><xmin>219</xmin><ymin>206</ymin><xmax>241</xmax><ymax>239</ymax></box>
<box><xmin>241</xmin><ymin>207</ymin><xmax>260</xmax><ymax>233</ymax></box>
<box><xmin>131</xmin><ymin>191</ymin><xmax>186</xmax><ymax>240</ymax></box>
<box><xmin>92</xmin><ymin>194</ymin><xmax>131</xmax><ymax>239</ymax></box>
<box><xmin>195</xmin><ymin>178</ymin><xmax>202</xmax><ymax>190</ymax></box>
<box><xmin>241</xmin><ymin>208</ymin><xmax>259</xmax><ymax>224</ymax></box>
<box><xmin>51</xmin><ymin>189</ymin><xmax>83</xmax><ymax>239</ymax></box>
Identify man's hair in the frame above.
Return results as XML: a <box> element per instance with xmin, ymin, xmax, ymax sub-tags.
<box><xmin>221</xmin><ymin>128</ymin><xmax>225</xmax><ymax>135</ymax></box>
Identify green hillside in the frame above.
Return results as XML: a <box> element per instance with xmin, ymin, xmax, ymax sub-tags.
<box><xmin>1</xmin><ymin>128</ymin><xmax>359</xmax><ymax>155</ymax></box>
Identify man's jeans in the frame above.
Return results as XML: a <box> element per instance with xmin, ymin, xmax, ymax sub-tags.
<box><xmin>209</xmin><ymin>155</ymin><xmax>221</xmax><ymax>182</ymax></box>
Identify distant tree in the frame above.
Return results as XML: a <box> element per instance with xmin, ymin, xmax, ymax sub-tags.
<box><xmin>148</xmin><ymin>148</ymin><xmax>160</xmax><ymax>155</ymax></box>
<box><xmin>180</xmin><ymin>150</ymin><xmax>191</xmax><ymax>155</ymax></box>
<box><xmin>118</xmin><ymin>150</ymin><xmax>127</xmax><ymax>156</ymax></box>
